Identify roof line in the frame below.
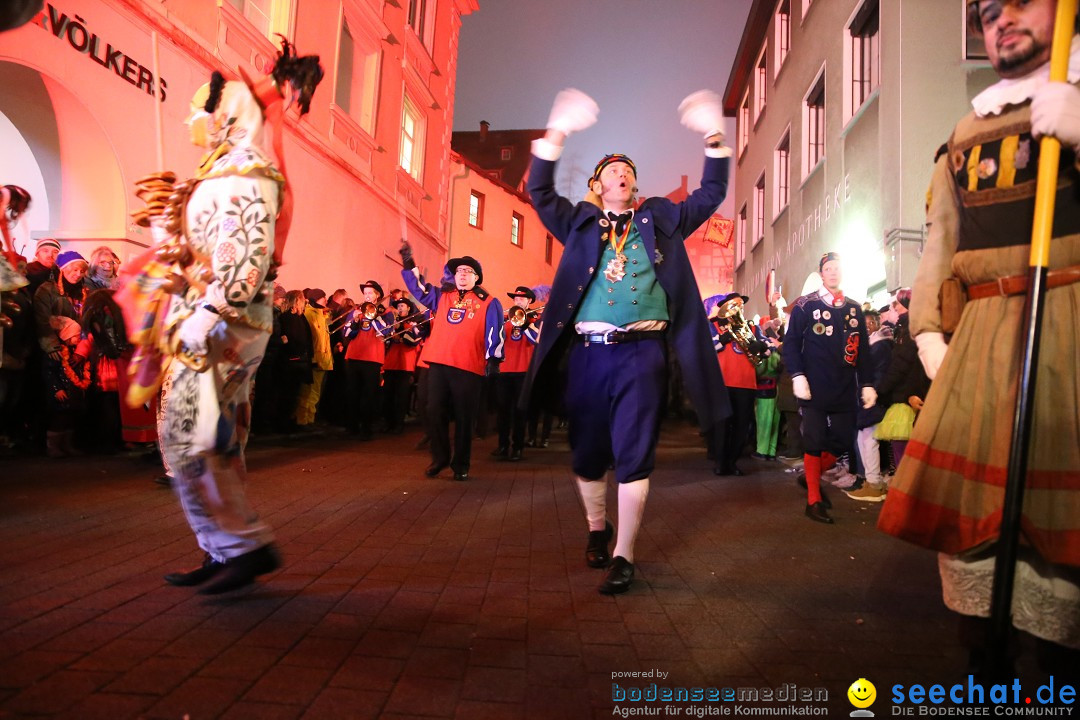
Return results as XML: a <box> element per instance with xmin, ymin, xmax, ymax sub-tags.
<box><xmin>723</xmin><ymin>0</ymin><xmax>776</xmax><ymax>116</ymax></box>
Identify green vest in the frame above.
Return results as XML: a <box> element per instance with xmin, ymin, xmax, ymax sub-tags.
<box><xmin>576</xmin><ymin>225</ymin><xmax>669</xmax><ymax>327</ymax></box>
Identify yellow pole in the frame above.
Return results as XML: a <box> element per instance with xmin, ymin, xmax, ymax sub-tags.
<box><xmin>1029</xmin><ymin>0</ymin><xmax>1077</xmax><ymax>268</ymax></box>
<box><xmin>989</xmin><ymin>0</ymin><xmax>1078</xmax><ymax>673</ymax></box>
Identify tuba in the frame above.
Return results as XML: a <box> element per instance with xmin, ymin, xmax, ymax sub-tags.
<box><xmin>714</xmin><ymin>296</ymin><xmax>768</xmax><ymax>366</ymax></box>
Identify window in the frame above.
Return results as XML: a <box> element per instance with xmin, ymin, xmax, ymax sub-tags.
<box><xmin>228</xmin><ymin>0</ymin><xmax>272</xmax><ymax>36</ymax></box>
<box><xmin>511</xmin><ymin>212</ymin><xmax>524</xmax><ymax>247</ymax></box>
<box><xmin>335</xmin><ymin>16</ymin><xmax>380</xmax><ymax>134</ymax></box>
<box><xmin>736</xmin><ymin>204</ymin><xmax>747</xmax><ymax>267</ymax></box>
<box><xmin>500</xmin><ymin>147</ymin><xmax>512</xmax><ymax>161</ymax></box>
<box><xmin>803</xmin><ymin>70</ymin><xmax>826</xmax><ymax>177</ymax></box>
<box><xmin>802</xmin><ymin>0</ymin><xmax>813</xmax><ymax>19</ymax></box>
<box><xmin>545</xmin><ymin>233</ymin><xmax>553</xmax><ymax>265</ymax></box>
<box><xmin>754</xmin><ymin>48</ymin><xmax>768</xmax><ymax>122</ymax></box>
<box><xmin>407</xmin><ymin>0</ymin><xmax>436</xmax><ymax>49</ymax></box>
<box><xmin>775</xmin><ymin>0</ymin><xmax>791</xmax><ymax>74</ymax></box>
<box><xmin>400</xmin><ymin>95</ymin><xmax>425</xmax><ymax>181</ymax></box>
<box><xmin>846</xmin><ymin>0</ymin><xmax>880</xmax><ymax>121</ymax></box>
<box><xmin>774</xmin><ymin>130</ymin><xmax>790</xmax><ymax>217</ymax></box>
<box><xmin>738</xmin><ymin>91</ymin><xmax>750</xmax><ymax>157</ymax></box>
<box><xmin>468</xmin><ymin>191</ymin><xmax>484</xmax><ymax>228</ymax></box>
<box><xmin>754</xmin><ymin>173</ymin><xmax>766</xmax><ymax>248</ymax></box>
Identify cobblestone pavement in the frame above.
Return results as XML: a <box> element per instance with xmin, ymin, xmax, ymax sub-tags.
<box><xmin>0</xmin><ymin>422</ymin><xmax>1059</xmax><ymax>719</ymax></box>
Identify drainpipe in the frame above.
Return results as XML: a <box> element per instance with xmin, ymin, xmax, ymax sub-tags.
<box><xmin>447</xmin><ymin>154</ymin><xmax>470</xmax><ymax>262</ymax></box>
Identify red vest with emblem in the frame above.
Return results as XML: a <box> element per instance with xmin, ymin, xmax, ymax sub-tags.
<box><xmin>422</xmin><ymin>290</ymin><xmax>493</xmax><ymax>375</ymax></box>
<box><xmin>501</xmin><ymin>321</ymin><xmax>535</xmax><ymax>374</ymax></box>
<box><xmin>717</xmin><ymin>343</ymin><xmax>757</xmax><ymax>390</ymax></box>
<box><xmin>344</xmin><ymin>320</ymin><xmax>386</xmax><ymax>365</ymax></box>
<box><xmin>385</xmin><ymin>340</ymin><xmax>421</xmax><ymax>372</ymax></box>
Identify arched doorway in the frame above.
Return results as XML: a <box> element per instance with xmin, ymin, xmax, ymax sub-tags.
<box><xmin>0</xmin><ymin>60</ymin><xmax>128</xmax><ymax>258</ymax></box>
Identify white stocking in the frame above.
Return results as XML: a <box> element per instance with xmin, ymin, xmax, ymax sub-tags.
<box><xmin>576</xmin><ymin>476</ymin><xmax>608</xmax><ymax>531</ymax></box>
<box><xmin>613</xmin><ymin>478</ymin><xmax>650</xmax><ymax>563</ymax></box>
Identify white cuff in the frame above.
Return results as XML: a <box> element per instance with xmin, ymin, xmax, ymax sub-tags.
<box><xmin>531</xmin><ymin>138</ymin><xmax>564</xmax><ymax>162</ymax></box>
<box><xmin>705</xmin><ymin>146</ymin><xmax>732</xmax><ymax>159</ymax></box>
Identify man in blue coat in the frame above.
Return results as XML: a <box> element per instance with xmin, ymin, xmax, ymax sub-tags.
<box><xmin>523</xmin><ymin>88</ymin><xmax>731</xmax><ymax>594</ymax></box>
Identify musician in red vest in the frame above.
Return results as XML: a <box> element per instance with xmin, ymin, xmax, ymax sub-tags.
<box><xmin>342</xmin><ymin>280</ymin><xmax>393</xmax><ymax>440</ymax></box>
<box><xmin>400</xmin><ymin>244</ymin><xmax>504</xmax><ymax>481</ymax></box>
<box><xmin>382</xmin><ymin>296</ymin><xmax>428</xmax><ymax>434</ymax></box>
<box><xmin>493</xmin><ymin>286</ymin><xmax>540</xmax><ymax>462</ymax></box>
<box><xmin>709</xmin><ymin>292</ymin><xmax>767</xmax><ymax>477</ymax></box>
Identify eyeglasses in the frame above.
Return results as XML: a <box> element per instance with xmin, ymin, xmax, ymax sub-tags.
<box><xmin>455</xmin><ymin>268</ymin><xmax>477</xmax><ymax>276</ymax></box>
<box><xmin>98</xmin><ymin>260</ymin><xmax>118</xmax><ymax>267</ymax></box>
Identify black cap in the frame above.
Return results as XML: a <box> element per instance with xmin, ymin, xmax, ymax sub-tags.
<box><xmin>447</xmin><ymin>256</ymin><xmax>483</xmax><ymax>285</ymax></box>
<box><xmin>819</xmin><ymin>252</ymin><xmax>841</xmax><ymax>273</ymax></box>
<box><xmin>359</xmin><ymin>279</ymin><xmax>384</xmax><ymax>298</ymax></box>
<box><xmin>506</xmin><ymin>285</ymin><xmax>535</xmax><ymax>302</ymax></box>
<box><xmin>303</xmin><ymin>288</ymin><xmax>327</xmax><ymax>308</ymax></box>
<box><xmin>717</xmin><ymin>291</ymin><xmax>749</xmax><ymax>306</ymax></box>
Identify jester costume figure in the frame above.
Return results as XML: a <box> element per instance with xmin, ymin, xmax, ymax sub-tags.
<box><xmin>126</xmin><ymin>45</ymin><xmax>322</xmax><ymax>595</ymax></box>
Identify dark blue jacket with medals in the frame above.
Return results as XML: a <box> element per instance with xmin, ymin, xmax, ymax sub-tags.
<box><xmin>522</xmin><ymin>152</ymin><xmax>732</xmax><ymax>432</ymax></box>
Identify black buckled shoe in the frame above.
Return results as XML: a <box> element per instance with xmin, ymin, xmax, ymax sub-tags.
<box><xmin>453</xmin><ymin>471</ymin><xmax>469</xmax><ymax>482</ymax></box>
<box><xmin>164</xmin><ymin>553</ymin><xmax>224</xmax><ymax>587</ymax></box>
<box><xmin>199</xmin><ymin>544</ymin><xmax>281</xmax><ymax>595</ymax></box>
<box><xmin>425</xmin><ymin>462</ymin><xmax>447</xmax><ymax>478</ymax></box>
<box><xmin>805</xmin><ymin>502</ymin><xmax>834</xmax><ymax>524</ymax></box>
<box><xmin>508</xmin><ymin>448</ymin><xmax>523</xmax><ymax>462</ymax></box>
<box><xmin>490</xmin><ymin>446</ymin><xmax>509</xmax><ymax>459</ymax></box>
<box><xmin>586</xmin><ymin>521</ymin><xmax>614</xmax><ymax>568</ymax></box>
<box><xmin>599</xmin><ymin>556</ymin><xmax>634</xmax><ymax>595</ymax></box>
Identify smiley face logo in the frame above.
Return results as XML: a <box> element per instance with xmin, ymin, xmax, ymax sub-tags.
<box><xmin>848</xmin><ymin>678</ymin><xmax>876</xmax><ymax>709</ymax></box>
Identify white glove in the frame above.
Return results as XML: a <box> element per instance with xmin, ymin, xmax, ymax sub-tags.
<box><xmin>678</xmin><ymin>90</ymin><xmax>725</xmax><ymax>139</ymax></box>
<box><xmin>176</xmin><ymin>306</ymin><xmax>221</xmax><ymax>356</ymax></box>
<box><xmin>793</xmin><ymin>375</ymin><xmax>811</xmax><ymax>400</ymax></box>
<box><xmin>915</xmin><ymin>331</ymin><xmax>949</xmax><ymax>381</ymax></box>
<box><xmin>861</xmin><ymin>386</ymin><xmax>878</xmax><ymax>409</ymax></box>
<box><xmin>546</xmin><ymin>88</ymin><xmax>599</xmax><ymax>136</ymax></box>
<box><xmin>149</xmin><ymin>216</ymin><xmax>175</xmax><ymax>246</ymax></box>
<box><xmin>1031</xmin><ymin>81</ymin><xmax>1080</xmax><ymax>151</ymax></box>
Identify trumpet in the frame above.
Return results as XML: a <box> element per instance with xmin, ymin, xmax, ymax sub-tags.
<box><xmin>506</xmin><ymin>304</ymin><xmax>544</xmax><ymax>327</ymax></box>
<box><xmin>508</xmin><ymin>306</ymin><xmax>528</xmax><ymax>327</ymax></box>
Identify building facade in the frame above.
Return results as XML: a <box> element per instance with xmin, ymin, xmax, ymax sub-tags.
<box><xmin>448</xmin><ymin>122</ymin><xmax>561</xmax><ymax>301</ymax></box>
<box><xmin>0</xmin><ymin>0</ymin><xmax>477</xmax><ymax>296</ymax></box>
<box><xmin>723</xmin><ymin>0</ymin><xmax>997</xmax><ymax>316</ymax></box>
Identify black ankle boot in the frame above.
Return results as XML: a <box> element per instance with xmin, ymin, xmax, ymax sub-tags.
<box><xmin>164</xmin><ymin>553</ymin><xmax>225</xmax><ymax>587</ymax></box>
<box><xmin>199</xmin><ymin>545</ymin><xmax>281</xmax><ymax>595</ymax></box>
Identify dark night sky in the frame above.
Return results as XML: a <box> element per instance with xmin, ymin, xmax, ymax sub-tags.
<box><xmin>453</xmin><ymin>0</ymin><xmax>755</xmax><ymax>214</ymax></box>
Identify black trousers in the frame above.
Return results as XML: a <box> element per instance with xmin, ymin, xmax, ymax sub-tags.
<box><xmin>346</xmin><ymin>359</ymin><xmax>381</xmax><ymax>434</ymax></box>
<box><xmin>427</xmin><ymin>363</ymin><xmax>482</xmax><ymax>473</ymax></box>
<box><xmin>495</xmin><ymin>372</ymin><xmax>527</xmax><ymax>451</ymax></box>
<box><xmin>712</xmin><ymin>386</ymin><xmax>756</xmax><ymax>472</ymax></box>
<box><xmin>382</xmin><ymin>370</ymin><xmax>413</xmax><ymax>433</ymax></box>
<box><xmin>800</xmin><ymin>406</ymin><xmax>856</xmax><ymax>458</ymax></box>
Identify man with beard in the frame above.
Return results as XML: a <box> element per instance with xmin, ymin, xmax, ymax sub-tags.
<box><xmin>879</xmin><ymin>0</ymin><xmax>1080</xmax><ymax>674</ymax></box>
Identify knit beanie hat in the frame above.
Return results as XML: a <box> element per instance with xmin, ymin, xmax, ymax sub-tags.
<box><xmin>56</xmin><ymin>251</ymin><xmax>88</xmax><ymax>270</ymax></box>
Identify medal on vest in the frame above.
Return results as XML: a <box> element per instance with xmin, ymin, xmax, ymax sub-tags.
<box><xmin>603</xmin><ymin>221</ymin><xmax>632</xmax><ymax>283</ymax></box>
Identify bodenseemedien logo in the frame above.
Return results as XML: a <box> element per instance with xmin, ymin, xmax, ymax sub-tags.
<box><xmin>848</xmin><ymin>678</ymin><xmax>877</xmax><ymax>717</ymax></box>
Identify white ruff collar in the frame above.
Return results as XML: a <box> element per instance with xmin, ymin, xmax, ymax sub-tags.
<box><xmin>971</xmin><ymin>35</ymin><xmax>1080</xmax><ymax>118</ymax></box>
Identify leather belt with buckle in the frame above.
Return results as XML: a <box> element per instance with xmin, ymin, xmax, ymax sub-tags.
<box><xmin>578</xmin><ymin>330</ymin><xmax>666</xmax><ymax>346</ymax></box>
<box><xmin>966</xmin><ymin>264</ymin><xmax>1080</xmax><ymax>300</ymax></box>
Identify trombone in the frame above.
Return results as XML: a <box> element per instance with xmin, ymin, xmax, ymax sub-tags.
<box><xmin>384</xmin><ymin>314</ymin><xmax>430</xmax><ymax>341</ymax></box>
